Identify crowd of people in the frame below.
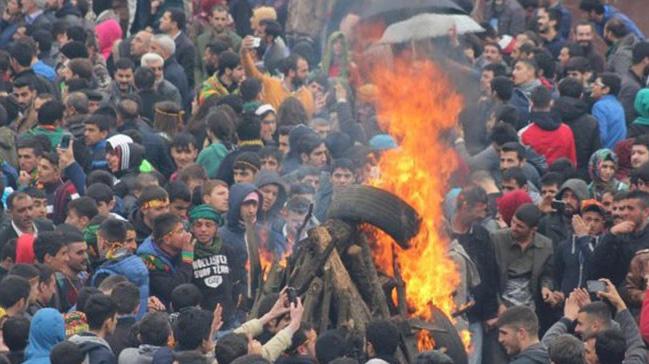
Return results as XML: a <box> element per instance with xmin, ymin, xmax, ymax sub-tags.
<box><xmin>0</xmin><ymin>0</ymin><xmax>647</xmax><ymax>363</ymax></box>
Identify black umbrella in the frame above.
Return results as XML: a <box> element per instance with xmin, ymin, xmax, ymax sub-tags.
<box><xmin>361</xmin><ymin>0</ymin><xmax>467</xmax><ymax>23</ymax></box>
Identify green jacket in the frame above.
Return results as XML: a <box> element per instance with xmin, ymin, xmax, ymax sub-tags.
<box><xmin>28</xmin><ymin>126</ymin><xmax>64</xmax><ymax>149</ymax></box>
<box><xmin>197</xmin><ymin>142</ymin><xmax>229</xmax><ymax>179</ymax></box>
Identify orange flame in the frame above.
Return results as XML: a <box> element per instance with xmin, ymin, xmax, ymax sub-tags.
<box><xmin>417</xmin><ymin>330</ymin><xmax>435</xmax><ymax>352</ymax></box>
<box><xmin>369</xmin><ymin>59</ymin><xmax>463</xmax><ymax>319</ymax></box>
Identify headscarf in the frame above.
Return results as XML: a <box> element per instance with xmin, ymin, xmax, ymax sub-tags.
<box><xmin>322</xmin><ymin>31</ymin><xmax>350</xmax><ymax>78</ymax></box>
<box><xmin>588</xmin><ymin>148</ymin><xmax>618</xmax><ymax>183</ymax></box>
<box><xmin>95</xmin><ymin>18</ymin><xmax>123</xmax><ymax>61</ymax></box>
<box><xmin>497</xmin><ymin>190</ymin><xmax>533</xmax><ymax>226</ymax></box>
<box><xmin>633</xmin><ymin>88</ymin><xmax>649</xmax><ymax>126</ymax></box>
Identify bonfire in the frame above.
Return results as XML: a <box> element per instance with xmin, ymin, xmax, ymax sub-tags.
<box><xmin>247</xmin><ymin>57</ymin><xmax>469</xmax><ymax>363</ymax></box>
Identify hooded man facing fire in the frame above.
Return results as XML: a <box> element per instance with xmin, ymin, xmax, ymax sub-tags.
<box><xmin>450</xmin><ymin>186</ymin><xmax>500</xmax><ymax>364</ymax></box>
<box><xmin>219</xmin><ymin>183</ymin><xmax>285</xmax><ymax>305</ymax></box>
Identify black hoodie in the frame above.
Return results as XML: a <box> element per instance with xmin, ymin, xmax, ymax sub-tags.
<box><xmin>510</xmin><ymin>343</ymin><xmax>549</xmax><ymax>364</ymax></box>
<box><xmin>553</xmin><ymin>96</ymin><xmax>601</xmax><ymax>180</ymax></box>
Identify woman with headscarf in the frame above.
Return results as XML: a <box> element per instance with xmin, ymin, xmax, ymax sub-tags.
<box><xmin>321</xmin><ymin>31</ymin><xmax>360</xmax><ymax>88</ymax></box>
<box><xmin>587</xmin><ymin>148</ymin><xmax>628</xmax><ymax>200</ymax></box>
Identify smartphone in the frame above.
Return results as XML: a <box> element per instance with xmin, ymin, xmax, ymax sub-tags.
<box><xmin>286</xmin><ymin>287</ymin><xmax>297</xmax><ymax>305</ymax></box>
<box><xmin>59</xmin><ymin>134</ymin><xmax>71</xmax><ymax>149</ymax></box>
<box><xmin>251</xmin><ymin>37</ymin><xmax>261</xmax><ymax>48</ymax></box>
<box><xmin>586</xmin><ymin>280</ymin><xmax>607</xmax><ymax>293</ymax></box>
<box><xmin>551</xmin><ymin>199</ymin><xmax>566</xmax><ymax>211</ymax></box>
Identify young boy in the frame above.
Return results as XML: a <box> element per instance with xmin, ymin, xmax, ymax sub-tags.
<box><xmin>84</xmin><ymin>115</ymin><xmax>111</xmax><ymax>171</ymax></box>
<box><xmin>232</xmin><ymin>152</ymin><xmax>261</xmax><ymax>184</ymax></box>
<box><xmin>203</xmin><ymin>179</ymin><xmax>229</xmax><ymax>214</ymax></box>
<box><xmin>170</xmin><ymin>133</ymin><xmax>199</xmax><ymax>181</ymax></box>
<box><xmin>91</xmin><ymin>218</ymin><xmax>149</xmax><ymax>318</ymax></box>
<box><xmin>259</xmin><ymin>146</ymin><xmax>283</xmax><ymax>173</ymax></box>
<box><xmin>166</xmin><ymin>181</ymin><xmax>192</xmax><ymax>221</ymax></box>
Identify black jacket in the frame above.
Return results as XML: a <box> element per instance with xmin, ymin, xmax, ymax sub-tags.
<box><xmin>13</xmin><ymin>68</ymin><xmax>57</xmax><ymax>97</ymax></box>
<box><xmin>589</xmin><ymin>225</ymin><xmax>649</xmax><ymax>286</ymax></box>
<box><xmin>117</xmin><ymin>119</ymin><xmax>175</xmax><ymax>178</ymax></box>
<box><xmin>163</xmin><ymin>56</ymin><xmax>190</xmax><ymax>109</ymax></box>
<box><xmin>105</xmin><ymin>316</ymin><xmax>138</xmax><ymax>357</ymax></box>
<box><xmin>215</xmin><ymin>143</ymin><xmax>264</xmax><ymax>185</ymax></box>
<box><xmin>0</xmin><ymin>218</ymin><xmax>55</xmax><ymax>251</ymax></box>
<box><xmin>554</xmin><ymin>96</ymin><xmax>601</xmax><ymax>180</ymax></box>
<box><xmin>174</xmin><ymin>32</ymin><xmax>196</xmax><ymax>89</ymax></box>
<box><xmin>538</xmin><ymin>212</ymin><xmax>572</xmax><ymax>251</ymax></box>
<box><xmin>510</xmin><ymin>343</ymin><xmax>550</xmax><ymax>364</ymax></box>
<box><xmin>619</xmin><ymin>69</ymin><xmax>644</xmax><ymax>124</ymax></box>
<box><xmin>452</xmin><ymin>224</ymin><xmax>500</xmax><ymax>322</ymax></box>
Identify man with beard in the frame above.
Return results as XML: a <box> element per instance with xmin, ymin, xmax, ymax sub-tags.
<box><xmin>590</xmin><ymin>190</ymin><xmax>649</xmax><ymax>285</ymax></box>
<box><xmin>11</xmin><ymin>77</ymin><xmax>38</xmax><ymax>133</ymax></box>
<box><xmin>492</xmin><ymin>203</ymin><xmax>556</xmax><ymax>329</ymax></box>
<box><xmin>536</xmin><ymin>7</ymin><xmax>565</xmax><ymax>58</ymax></box>
<box><xmin>630</xmin><ymin>136</ymin><xmax>649</xmax><ymax>170</ymax></box>
<box><xmin>497</xmin><ymin>306</ymin><xmax>549</xmax><ymax>364</ymax></box>
<box><xmin>0</xmin><ymin>192</ymin><xmax>55</xmax><ymax>248</ymax></box>
<box><xmin>202</xmin><ymin>42</ymin><xmax>229</xmax><ymax>82</ymax></box>
<box><xmin>198</xmin><ymin>51</ymin><xmax>245</xmax><ymax>106</ymax></box>
<box><xmin>603</xmin><ymin>18</ymin><xmax>640</xmax><ymax>76</ymax></box>
<box><xmin>58</xmin><ymin>229</ymin><xmax>89</xmax><ymax>312</ymax></box>
<box><xmin>109</xmin><ymin>58</ymin><xmax>136</xmax><ymax>103</ymax></box>
<box><xmin>158</xmin><ymin>8</ymin><xmax>196</xmax><ymax>89</ymax></box>
<box><xmin>140</xmin><ymin>52</ymin><xmax>182</xmax><ymax>106</ymax></box>
<box><xmin>538</xmin><ymin>178</ymin><xmax>590</xmax><ymax>250</ymax></box>
<box><xmin>450</xmin><ymin>186</ymin><xmax>500</xmax><ymax>364</ymax></box>
<box><xmin>619</xmin><ymin>42</ymin><xmax>649</xmax><ymax>124</ymax></box>
<box><xmin>197</xmin><ymin>6</ymin><xmax>241</xmax><ymax>80</ymax></box>
<box><xmin>574</xmin><ymin>20</ymin><xmax>605</xmax><ymax>73</ymax></box>
<box><xmin>240</xmin><ymin>36</ymin><xmax>314</xmax><ymax>116</ymax></box>
<box><xmin>149</xmin><ymin>34</ymin><xmax>191</xmax><ymax>110</ymax></box>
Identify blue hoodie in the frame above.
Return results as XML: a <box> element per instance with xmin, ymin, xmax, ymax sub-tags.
<box><xmin>91</xmin><ymin>253</ymin><xmax>150</xmax><ymax>319</ymax></box>
<box><xmin>24</xmin><ymin>308</ymin><xmax>65</xmax><ymax>364</ymax></box>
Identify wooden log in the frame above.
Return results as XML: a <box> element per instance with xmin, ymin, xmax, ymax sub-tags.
<box><xmin>291</xmin><ymin>220</ymin><xmax>355</xmax><ymax>294</ymax></box>
<box><xmin>319</xmin><ymin>269</ymin><xmax>333</xmax><ymax>333</ymax></box>
<box><xmin>302</xmin><ymin>276</ymin><xmax>323</xmax><ymax>323</ymax></box>
<box><xmin>358</xmin><ymin>233</ymin><xmax>391</xmax><ymax>319</ymax></box>
<box><xmin>326</xmin><ymin>247</ymin><xmax>372</xmax><ymax>332</ymax></box>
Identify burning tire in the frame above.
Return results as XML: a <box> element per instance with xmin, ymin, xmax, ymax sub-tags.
<box><xmin>410</xmin><ymin>305</ymin><xmax>468</xmax><ymax>364</ymax></box>
<box><xmin>326</xmin><ymin>185</ymin><xmax>421</xmax><ymax>248</ymax></box>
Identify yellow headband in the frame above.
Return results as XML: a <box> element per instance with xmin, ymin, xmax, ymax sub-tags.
<box><xmin>142</xmin><ymin>198</ymin><xmax>170</xmax><ymax>210</ymax></box>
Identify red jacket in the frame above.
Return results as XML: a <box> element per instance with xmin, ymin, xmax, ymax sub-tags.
<box><xmin>520</xmin><ymin>111</ymin><xmax>577</xmax><ymax>166</ymax></box>
<box><xmin>641</xmin><ymin>289</ymin><xmax>649</xmax><ymax>344</ymax></box>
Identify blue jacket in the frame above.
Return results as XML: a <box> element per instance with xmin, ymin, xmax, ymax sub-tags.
<box><xmin>597</xmin><ymin>5</ymin><xmax>645</xmax><ymax>40</ymax></box>
<box><xmin>91</xmin><ymin>253</ymin><xmax>149</xmax><ymax>319</ymax></box>
<box><xmin>137</xmin><ymin>236</ymin><xmax>193</xmax><ymax>307</ymax></box>
<box><xmin>24</xmin><ymin>308</ymin><xmax>65</xmax><ymax>364</ymax></box>
<box><xmin>89</xmin><ymin>139</ymin><xmax>108</xmax><ymax>170</ymax></box>
<box><xmin>592</xmin><ymin>95</ymin><xmax>627</xmax><ymax>149</ymax></box>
